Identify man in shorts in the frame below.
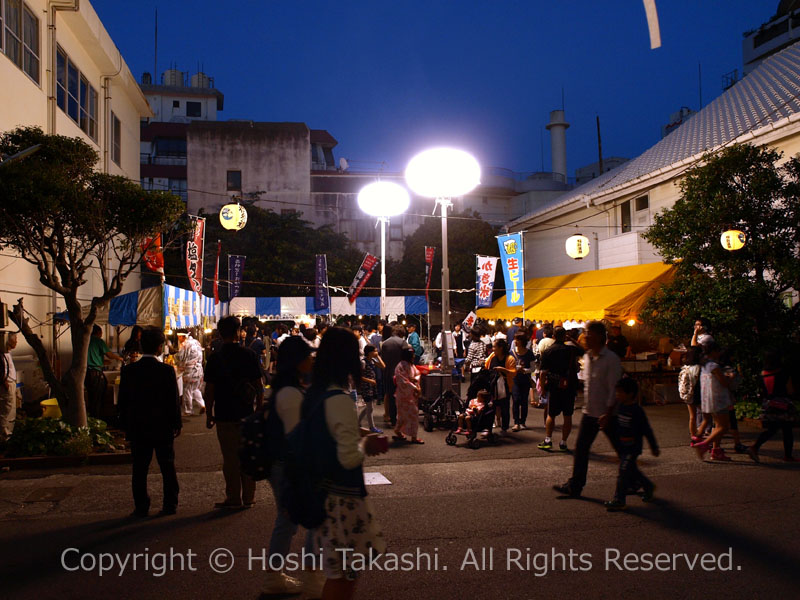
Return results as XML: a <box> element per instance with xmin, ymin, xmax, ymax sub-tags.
<box><xmin>538</xmin><ymin>327</ymin><xmax>584</xmax><ymax>451</ymax></box>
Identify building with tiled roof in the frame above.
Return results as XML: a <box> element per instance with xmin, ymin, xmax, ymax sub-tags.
<box><xmin>509</xmin><ymin>39</ymin><xmax>800</xmax><ymax>280</ymax></box>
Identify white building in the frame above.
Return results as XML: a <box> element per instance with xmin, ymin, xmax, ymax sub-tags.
<box><xmin>743</xmin><ymin>1</ymin><xmax>800</xmax><ymax>74</ymax></box>
<box><xmin>0</xmin><ymin>0</ymin><xmax>152</xmax><ymax>374</ymax></box>
<box><xmin>508</xmin><ymin>39</ymin><xmax>800</xmax><ymax>280</ymax></box>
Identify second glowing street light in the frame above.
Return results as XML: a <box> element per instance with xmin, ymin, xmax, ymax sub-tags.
<box><xmin>357</xmin><ymin>181</ymin><xmax>410</xmax><ymax>318</ymax></box>
<box><xmin>405</xmin><ymin>148</ymin><xmax>480</xmax><ymax>372</ymax></box>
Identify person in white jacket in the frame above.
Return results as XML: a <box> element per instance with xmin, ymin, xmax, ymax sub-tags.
<box><xmin>177</xmin><ymin>333</ymin><xmax>205</xmax><ymax>415</ymax></box>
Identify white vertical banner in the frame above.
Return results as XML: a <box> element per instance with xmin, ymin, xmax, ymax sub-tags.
<box><xmin>476</xmin><ymin>255</ymin><xmax>499</xmax><ymax>308</ymax></box>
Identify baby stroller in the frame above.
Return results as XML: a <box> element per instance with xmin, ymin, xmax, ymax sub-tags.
<box><xmin>445</xmin><ymin>368</ymin><xmax>499</xmax><ymax>449</ymax></box>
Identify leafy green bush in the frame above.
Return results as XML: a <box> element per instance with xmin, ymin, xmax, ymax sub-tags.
<box><xmin>5</xmin><ymin>418</ymin><xmax>75</xmax><ymax>457</ymax></box>
<box><xmin>4</xmin><ymin>417</ymin><xmax>117</xmax><ymax>457</ymax></box>
<box><xmin>62</xmin><ymin>430</ymin><xmax>93</xmax><ymax>457</ymax></box>
<box><xmin>735</xmin><ymin>401</ymin><xmax>762</xmax><ymax>421</ymax></box>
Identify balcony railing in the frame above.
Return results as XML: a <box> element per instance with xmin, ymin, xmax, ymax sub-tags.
<box><xmin>140</xmin><ymin>153</ymin><xmax>187</xmax><ymax>166</ymax></box>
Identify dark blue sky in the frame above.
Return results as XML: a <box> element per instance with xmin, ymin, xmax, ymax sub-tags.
<box><xmin>93</xmin><ymin>1</ymin><xmax>774</xmax><ymax>175</ymax></box>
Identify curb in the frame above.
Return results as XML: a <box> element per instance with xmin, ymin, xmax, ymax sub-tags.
<box><xmin>0</xmin><ymin>452</ymin><xmax>132</xmax><ymax>470</ymax></box>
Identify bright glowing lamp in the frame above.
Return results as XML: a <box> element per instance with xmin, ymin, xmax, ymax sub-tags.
<box><xmin>404</xmin><ymin>148</ymin><xmax>481</xmax><ymax>198</ymax></box>
<box><xmin>627</xmin><ymin>319</ymin><xmax>637</xmax><ymax>327</ymax></box>
<box><xmin>505</xmin><ymin>320</ymin><xmax>512</xmax><ymax>327</ymax></box>
<box><xmin>219</xmin><ymin>203</ymin><xmax>248</xmax><ymax>231</ymax></box>
<box><xmin>721</xmin><ymin>230</ymin><xmax>746</xmax><ymax>251</ymax></box>
<box><xmin>566</xmin><ymin>234</ymin><xmax>590</xmax><ymax>259</ymax></box>
<box><xmin>488</xmin><ymin>320</ymin><xmax>495</xmax><ymax>326</ymax></box>
<box><xmin>357</xmin><ymin>181</ymin><xmax>410</xmax><ymax>217</ymax></box>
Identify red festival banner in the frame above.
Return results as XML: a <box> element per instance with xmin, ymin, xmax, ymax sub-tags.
<box><xmin>142</xmin><ymin>234</ymin><xmax>164</xmax><ymax>278</ymax></box>
<box><xmin>186</xmin><ymin>217</ymin><xmax>206</xmax><ymax>295</ymax></box>
<box><xmin>347</xmin><ymin>253</ymin><xmax>379</xmax><ymax>304</ymax></box>
<box><xmin>424</xmin><ymin>246</ymin><xmax>435</xmax><ymax>301</ymax></box>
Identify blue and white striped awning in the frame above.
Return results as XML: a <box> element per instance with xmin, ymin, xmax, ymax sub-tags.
<box><xmin>164</xmin><ymin>284</ymin><xmax>202</xmax><ymax>329</ymax></box>
<box><xmin>228</xmin><ymin>296</ymin><xmax>428</xmax><ymax>319</ymax></box>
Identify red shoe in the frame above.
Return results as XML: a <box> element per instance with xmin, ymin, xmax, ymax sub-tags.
<box><xmin>690</xmin><ymin>435</ymin><xmax>703</xmax><ymax>444</ymax></box>
<box><xmin>710</xmin><ymin>448</ymin><xmax>732</xmax><ymax>461</ymax></box>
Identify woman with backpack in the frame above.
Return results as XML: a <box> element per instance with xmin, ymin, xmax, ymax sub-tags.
<box><xmin>263</xmin><ymin>336</ymin><xmax>321</xmax><ymax>596</ymax></box>
<box><xmin>301</xmin><ymin>327</ymin><xmax>387</xmax><ymax>599</ymax></box>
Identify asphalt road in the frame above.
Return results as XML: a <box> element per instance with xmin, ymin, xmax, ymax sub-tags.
<box><xmin>1</xmin><ymin>402</ymin><xmax>799</xmax><ymax>600</ymax></box>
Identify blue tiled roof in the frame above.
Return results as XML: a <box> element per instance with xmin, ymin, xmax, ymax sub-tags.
<box><xmin>511</xmin><ymin>39</ymin><xmax>800</xmax><ymax>226</ymax></box>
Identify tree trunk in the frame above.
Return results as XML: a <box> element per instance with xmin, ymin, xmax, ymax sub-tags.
<box><xmin>64</xmin><ymin>323</ymin><xmax>91</xmax><ymax>428</ymax></box>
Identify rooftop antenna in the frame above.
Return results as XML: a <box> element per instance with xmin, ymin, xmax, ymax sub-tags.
<box><xmin>154</xmin><ymin>8</ymin><xmax>158</xmax><ymax>80</ymax></box>
<box><xmin>698</xmin><ymin>62</ymin><xmax>703</xmax><ymax>108</ymax></box>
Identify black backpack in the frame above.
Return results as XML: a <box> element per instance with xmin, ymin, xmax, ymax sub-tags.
<box><xmin>280</xmin><ymin>389</ymin><xmax>339</xmax><ymax>529</ymax></box>
<box><xmin>238</xmin><ymin>390</ymin><xmax>284</xmax><ymax>481</ymax></box>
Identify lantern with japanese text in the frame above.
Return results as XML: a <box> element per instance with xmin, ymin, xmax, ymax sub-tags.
<box><xmin>219</xmin><ymin>203</ymin><xmax>248</xmax><ymax>231</ymax></box>
<box><xmin>720</xmin><ymin>229</ymin><xmax>746</xmax><ymax>251</ymax></box>
<box><xmin>565</xmin><ymin>234</ymin><xmax>590</xmax><ymax>259</ymax></box>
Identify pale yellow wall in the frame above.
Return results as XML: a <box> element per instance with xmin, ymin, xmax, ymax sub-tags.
<box><xmin>1</xmin><ymin>0</ymin><xmax>149</xmax><ymax>368</ymax></box>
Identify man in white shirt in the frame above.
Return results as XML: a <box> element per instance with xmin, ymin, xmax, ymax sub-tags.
<box><xmin>1</xmin><ymin>332</ymin><xmax>19</xmax><ymax>443</ymax></box>
<box><xmin>553</xmin><ymin>321</ymin><xmax>622</xmax><ymax>498</ymax></box>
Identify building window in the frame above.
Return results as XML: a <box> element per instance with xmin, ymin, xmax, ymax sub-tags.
<box><xmin>635</xmin><ymin>195</ymin><xmax>649</xmax><ymax>212</ymax></box>
<box><xmin>356</xmin><ymin>220</ymin><xmax>374</xmax><ymax>243</ymax></box>
<box><xmin>111</xmin><ymin>112</ymin><xmax>121</xmax><ymax>166</ymax></box>
<box><xmin>186</xmin><ymin>101</ymin><xmax>201</xmax><ymax>117</ymax></box>
<box><xmin>55</xmin><ymin>46</ymin><xmax>98</xmax><ymax>140</ymax></box>
<box><xmin>226</xmin><ymin>170</ymin><xmax>241</xmax><ymax>191</ymax></box>
<box><xmin>172</xmin><ymin>100</ymin><xmax>179</xmax><ymax>108</ymax></box>
<box><xmin>389</xmin><ymin>223</ymin><xmax>403</xmax><ymax>241</ymax></box>
<box><xmin>620</xmin><ymin>200</ymin><xmax>632</xmax><ymax>234</ymax></box>
<box><xmin>1</xmin><ymin>0</ymin><xmax>39</xmax><ymax>83</ymax></box>
<box><xmin>154</xmin><ymin>137</ymin><xmax>187</xmax><ymax>157</ymax></box>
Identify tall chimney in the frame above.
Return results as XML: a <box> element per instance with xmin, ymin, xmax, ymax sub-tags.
<box><xmin>546</xmin><ymin>109</ymin><xmax>570</xmax><ymax>182</ymax></box>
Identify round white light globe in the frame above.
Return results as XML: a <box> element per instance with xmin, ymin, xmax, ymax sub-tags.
<box><xmin>357</xmin><ymin>181</ymin><xmax>410</xmax><ymax>217</ymax></box>
<box><xmin>404</xmin><ymin>148</ymin><xmax>481</xmax><ymax>198</ymax></box>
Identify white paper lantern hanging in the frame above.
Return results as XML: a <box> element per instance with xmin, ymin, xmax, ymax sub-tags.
<box><xmin>219</xmin><ymin>203</ymin><xmax>248</xmax><ymax>231</ymax></box>
<box><xmin>720</xmin><ymin>229</ymin><xmax>746</xmax><ymax>251</ymax></box>
<box><xmin>565</xmin><ymin>234</ymin><xmax>590</xmax><ymax>259</ymax></box>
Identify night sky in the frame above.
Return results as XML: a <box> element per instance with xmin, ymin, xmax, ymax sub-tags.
<box><xmin>93</xmin><ymin>1</ymin><xmax>774</xmax><ymax>176</ymax></box>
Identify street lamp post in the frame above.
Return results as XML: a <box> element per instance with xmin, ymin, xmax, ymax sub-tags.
<box><xmin>405</xmin><ymin>148</ymin><xmax>480</xmax><ymax>372</ymax></box>
<box><xmin>357</xmin><ymin>181</ymin><xmax>410</xmax><ymax>318</ymax></box>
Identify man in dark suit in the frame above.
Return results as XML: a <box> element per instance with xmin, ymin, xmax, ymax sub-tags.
<box><xmin>380</xmin><ymin>326</ymin><xmax>411</xmax><ymax>428</ymax></box>
<box><xmin>118</xmin><ymin>327</ymin><xmax>182</xmax><ymax>517</ymax></box>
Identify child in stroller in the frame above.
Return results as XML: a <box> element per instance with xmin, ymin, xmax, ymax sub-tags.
<box><xmin>455</xmin><ymin>390</ymin><xmax>490</xmax><ymax>434</ymax></box>
<box><xmin>446</xmin><ymin>368</ymin><xmax>500</xmax><ymax>448</ymax></box>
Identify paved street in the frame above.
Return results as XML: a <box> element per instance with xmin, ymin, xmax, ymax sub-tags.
<box><xmin>2</xmin><ymin>402</ymin><xmax>799</xmax><ymax>600</ymax></box>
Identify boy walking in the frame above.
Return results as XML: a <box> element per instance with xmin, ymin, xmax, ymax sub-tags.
<box><xmin>605</xmin><ymin>378</ymin><xmax>659</xmax><ymax>511</ymax></box>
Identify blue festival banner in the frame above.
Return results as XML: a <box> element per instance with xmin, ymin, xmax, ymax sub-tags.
<box><xmin>228</xmin><ymin>255</ymin><xmax>246</xmax><ymax>300</ymax></box>
<box><xmin>497</xmin><ymin>233</ymin><xmax>524</xmax><ymax>307</ymax></box>
<box><xmin>315</xmin><ymin>254</ymin><xmax>330</xmax><ymax>311</ymax></box>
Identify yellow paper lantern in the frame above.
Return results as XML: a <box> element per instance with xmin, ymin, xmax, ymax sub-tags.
<box><xmin>565</xmin><ymin>234</ymin><xmax>590</xmax><ymax>259</ymax></box>
<box><xmin>219</xmin><ymin>203</ymin><xmax>248</xmax><ymax>231</ymax></box>
<box><xmin>720</xmin><ymin>230</ymin><xmax>746</xmax><ymax>251</ymax></box>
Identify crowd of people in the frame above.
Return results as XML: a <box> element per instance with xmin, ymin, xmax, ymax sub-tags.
<box><xmin>109</xmin><ymin>312</ymin><xmax>797</xmax><ymax>598</ymax></box>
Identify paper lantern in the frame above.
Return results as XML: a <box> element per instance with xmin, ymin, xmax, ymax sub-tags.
<box><xmin>565</xmin><ymin>234</ymin><xmax>590</xmax><ymax>259</ymax></box>
<box><xmin>219</xmin><ymin>203</ymin><xmax>248</xmax><ymax>231</ymax></box>
<box><xmin>720</xmin><ymin>230</ymin><xmax>746</xmax><ymax>251</ymax></box>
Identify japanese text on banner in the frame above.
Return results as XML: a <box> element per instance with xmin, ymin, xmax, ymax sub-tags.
<box><xmin>497</xmin><ymin>233</ymin><xmax>524</xmax><ymax>307</ymax></box>
<box><xmin>475</xmin><ymin>255</ymin><xmax>498</xmax><ymax>308</ymax></box>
